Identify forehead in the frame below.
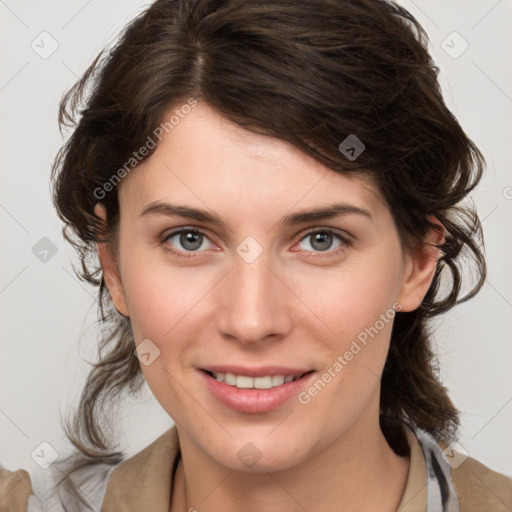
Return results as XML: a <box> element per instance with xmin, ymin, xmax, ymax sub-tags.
<box><xmin>117</xmin><ymin>101</ymin><xmax>385</xmax><ymax>221</ymax></box>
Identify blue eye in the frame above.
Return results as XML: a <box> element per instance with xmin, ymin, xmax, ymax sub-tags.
<box><xmin>296</xmin><ymin>229</ymin><xmax>349</xmax><ymax>255</ymax></box>
<box><xmin>161</xmin><ymin>228</ymin><xmax>213</xmax><ymax>258</ymax></box>
<box><xmin>160</xmin><ymin>227</ymin><xmax>350</xmax><ymax>259</ymax></box>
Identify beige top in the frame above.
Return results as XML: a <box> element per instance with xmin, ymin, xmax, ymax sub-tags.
<box><xmin>1</xmin><ymin>422</ymin><xmax>511</xmax><ymax>511</ymax></box>
<box><xmin>99</xmin><ymin>422</ymin><xmax>428</xmax><ymax>511</ymax></box>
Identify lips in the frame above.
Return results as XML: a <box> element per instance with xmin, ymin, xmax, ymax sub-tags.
<box><xmin>199</xmin><ymin>366</ymin><xmax>315</xmax><ymax>414</ymax></box>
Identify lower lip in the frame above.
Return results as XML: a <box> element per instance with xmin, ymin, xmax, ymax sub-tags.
<box><xmin>200</xmin><ymin>370</ymin><xmax>315</xmax><ymax>414</ymax></box>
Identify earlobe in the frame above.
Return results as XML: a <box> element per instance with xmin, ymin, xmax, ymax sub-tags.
<box><xmin>397</xmin><ymin>218</ymin><xmax>445</xmax><ymax>312</ymax></box>
<box><xmin>94</xmin><ymin>203</ymin><xmax>129</xmax><ymax>317</ymax></box>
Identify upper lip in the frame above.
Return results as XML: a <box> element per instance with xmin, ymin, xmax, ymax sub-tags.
<box><xmin>200</xmin><ymin>365</ymin><xmax>313</xmax><ymax>377</ymax></box>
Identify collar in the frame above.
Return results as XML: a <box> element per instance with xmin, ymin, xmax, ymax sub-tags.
<box><xmin>102</xmin><ymin>426</ymin><xmax>180</xmax><ymax>511</ymax></box>
<box><xmin>102</xmin><ymin>421</ymin><xmax>457</xmax><ymax>512</ymax></box>
<box><xmin>398</xmin><ymin>422</ymin><xmax>460</xmax><ymax>511</ymax></box>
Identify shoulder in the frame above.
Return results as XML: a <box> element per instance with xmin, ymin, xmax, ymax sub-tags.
<box><xmin>448</xmin><ymin>452</ymin><xmax>512</xmax><ymax>511</ymax></box>
<box><xmin>0</xmin><ymin>467</ymin><xmax>34</xmax><ymax>511</ymax></box>
<box><xmin>1</xmin><ymin>454</ymin><xmax>118</xmax><ymax>511</ymax></box>
<box><xmin>102</xmin><ymin>426</ymin><xmax>180</xmax><ymax>510</ymax></box>
<box><xmin>1</xmin><ymin>427</ymin><xmax>178</xmax><ymax>512</ymax></box>
<box><xmin>403</xmin><ymin>421</ymin><xmax>512</xmax><ymax>511</ymax></box>
<box><xmin>434</xmin><ymin>437</ymin><xmax>512</xmax><ymax>511</ymax></box>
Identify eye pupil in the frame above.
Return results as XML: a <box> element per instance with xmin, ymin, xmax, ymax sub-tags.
<box><xmin>181</xmin><ymin>231</ymin><xmax>202</xmax><ymax>250</ymax></box>
<box><xmin>311</xmin><ymin>232</ymin><xmax>333</xmax><ymax>251</ymax></box>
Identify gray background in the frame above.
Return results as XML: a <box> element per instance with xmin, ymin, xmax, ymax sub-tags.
<box><xmin>1</xmin><ymin>0</ymin><xmax>511</xmax><ymax>477</ymax></box>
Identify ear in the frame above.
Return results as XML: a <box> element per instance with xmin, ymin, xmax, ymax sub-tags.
<box><xmin>397</xmin><ymin>217</ymin><xmax>445</xmax><ymax>312</ymax></box>
<box><xmin>94</xmin><ymin>203</ymin><xmax>129</xmax><ymax>317</ymax></box>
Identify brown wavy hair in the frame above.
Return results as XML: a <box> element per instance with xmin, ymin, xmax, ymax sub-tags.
<box><xmin>50</xmin><ymin>0</ymin><xmax>485</xmax><ymax>508</ymax></box>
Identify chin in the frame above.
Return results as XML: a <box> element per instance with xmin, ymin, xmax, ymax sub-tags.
<box><xmin>208</xmin><ymin>436</ymin><xmax>311</xmax><ymax>473</ymax></box>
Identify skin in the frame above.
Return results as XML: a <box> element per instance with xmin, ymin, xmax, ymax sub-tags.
<box><xmin>96</xmin><ymin>101</ymin><xmax>443</xmax><ymax>512</ymax></box>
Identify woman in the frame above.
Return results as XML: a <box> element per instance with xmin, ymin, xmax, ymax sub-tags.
<box><xmin>1</xmin><ymin>0</ymin><xmax>511</xmax><ymax>510</ymax></box>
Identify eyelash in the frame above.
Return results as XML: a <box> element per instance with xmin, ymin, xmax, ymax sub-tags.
<box><xmin>159</xmin><ymin>227</ymin><xmax>351</xmax><ymax>260</ymax></box>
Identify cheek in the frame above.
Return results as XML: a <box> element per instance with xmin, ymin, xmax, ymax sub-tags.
<box><xmin>309</xmin><ymin>252</ymin><xmax>403</xmax><ymax>341</ymax></box>
<box><xmin>123</xmin><ymin>236</ymin><xmax>403</xmax><ymax>349</ymax></box>
<box><xmin>300</xmin><ymin>249</ymin><xmax>403</xmax><ymax>403</ymax></box>
<box><xmin>297</xmin><ymin>262</ymin><xmax>401</xmax><ymax>411</ymax></box>
<box><xmin>122</xmin><ymin>257</ymin><xmax>212</xmax><ymax>412</ymax></box>
<box><xmin>120</xmin><ymin>247</ymin><xmax>219</xmax><ymax>349</ymax></box>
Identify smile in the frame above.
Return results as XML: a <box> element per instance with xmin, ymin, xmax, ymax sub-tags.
<box><xmin>206</xmin><ymin>371</ymin><xmax>307</xmax><ymax>389</ymax></box>
<box><xmin>199</xmin><ymin>368</ymin><xmax>315</xmax><ymax>413</ymax></box>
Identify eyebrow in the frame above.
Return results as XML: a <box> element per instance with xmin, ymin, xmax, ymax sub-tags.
<box><xmin>139</xmin><ymin>201</ymin><xmax>373</xmax><ymax>226</ymax></box>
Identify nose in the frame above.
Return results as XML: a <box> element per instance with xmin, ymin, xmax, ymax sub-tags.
<box><xmin>216</xmin><ymin>252</ymin><xmax>293</xmax><ymax>346</ymax></box>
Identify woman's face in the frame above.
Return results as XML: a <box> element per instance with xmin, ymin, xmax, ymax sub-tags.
<box><xmin>97</xmin><ymin>101</ymin><xmax>436</xmax><ymax>471</ymax></box>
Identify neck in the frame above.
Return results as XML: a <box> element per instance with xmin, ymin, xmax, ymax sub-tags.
<box><xmin>170</xmin><ymin>407</ymin><xmax>409</xmax><ymax>512</ymax></box>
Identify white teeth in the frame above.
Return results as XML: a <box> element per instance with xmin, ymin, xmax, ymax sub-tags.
<box><xmin>272</xmin><ymin>375</ymin><xmax>285</xmax><ymax>386</ymax></box>
<box><xmin>224</xmin><ymin>372</ymin><xmax>236</xmax><ymax>385</ymax></box>
<box><xmin>254</xmin><ymin>376</ymin><xmax>273</xmax><ymax>389</ymax></box>
<box><xmin>236</xmin><ymin>375</ymin><xmax>254</xmax><ymax>388</ymax></box>
<box><xmin>211</xmin><ymin>372</ymin><xmax>302</xmax><ymax>389</ymax></box>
